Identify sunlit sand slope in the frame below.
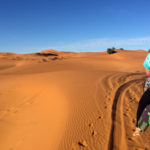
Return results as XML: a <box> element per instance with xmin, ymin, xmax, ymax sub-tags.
<box><xmin>0</xmin><ymin>49</ymin><xmax>149</xmax><ymax>150</ymax></box>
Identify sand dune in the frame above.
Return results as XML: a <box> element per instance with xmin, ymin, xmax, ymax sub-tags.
<box><xmin>0</xmin><ymin>49</ymin><xmax>149</xmax><ymax>150</ymax></box>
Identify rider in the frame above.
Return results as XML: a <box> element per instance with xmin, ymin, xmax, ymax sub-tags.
<box><xmin>143</xmin><ymin>52</ymin><xmax>150</xmax><ymax>91</ymax></box>
<box><xmin>133</xmin><ymin>52</ymin><xmax>150</xmax><ymax>136</ymax></box>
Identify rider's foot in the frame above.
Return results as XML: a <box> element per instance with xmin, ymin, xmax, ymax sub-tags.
<box><xmin>133</xmin><ymin>127</ymin><xmax>141</xmax><ymax>136</ymax></box>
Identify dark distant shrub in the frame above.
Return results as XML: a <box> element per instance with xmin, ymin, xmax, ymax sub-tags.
<box><xmin>120</xmin><ymin>48</ymin><xmax>124</xmax><ymax>50</ymax></box>
<box><xmin>148</xmin><ymin>49</ymin><xmax>150</xmax><ymax>53</ymax></box>
<box><xmin>107</xmin><ymin>48</ymin><xmax>116</xmax><ymax>54</ymax></box>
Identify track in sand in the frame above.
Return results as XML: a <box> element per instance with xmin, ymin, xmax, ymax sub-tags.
<box><xmin>102</xmin><ymin>72</ymin><xmax>147</xmax><ymax>150</ymax></box>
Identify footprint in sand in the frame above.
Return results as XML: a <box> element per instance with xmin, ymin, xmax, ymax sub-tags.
<box><xmin>132</xmin><ymin>119</ymin><xmax>136</xmax><ymax>123</ymax></box>
<box><xmin>128</xmin><ymin>137</ymin><xmax>134</xmax><ymax>141</ymax></box>
<box><xmin>88</xmin><ymin>123</ymin><xmax>94</xmax><ymax>128</ymax></box>
<box><xmin>123</xmin><ymin>113</ymin><xmax>128</xmax><ymax>117</ymax></box>
<box><xmin>78</xmin><ymin>140</ymin><xmax>88</xmax><ymax>147</ymax></box>
<box><xmin>104</xmin><ymin>106</ymin><xmax>107</xmax><ymax>109</ymax></box>
<box><xmin>98</xmin><ymin>116</ymin><xmax>101</xmax><ymax>119</ymax></box>
<box><xmin>88</xmin><ymin>122</ymin><xmax>98</xmax><ymax>137</ymax></box>
<box><xmin>91</xmin><ymin>130</ymin><xmax>97</xmax><ymax>136</ymax></box>
<box><xmin>108</xmin><ymin>97</ymin><xmax>111</xmax><ymax>101</ymax></box>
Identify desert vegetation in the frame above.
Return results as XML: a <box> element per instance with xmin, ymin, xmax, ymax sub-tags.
<box><xmin>107</xmin><ymin>47</ymin><xmax>116</xmax><ymax>54</ymax></box>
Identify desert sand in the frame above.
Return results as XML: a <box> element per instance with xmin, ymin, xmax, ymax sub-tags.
<box><xmin>0</xmin><ymin>49</ymin><xmax>149</xmax><ymax>150</ymax></box>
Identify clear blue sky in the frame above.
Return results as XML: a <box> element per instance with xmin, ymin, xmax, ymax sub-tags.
<box><xmin>1</xmin><ymin>0</ymin><xmax>150</xmax><ymax>53</ymax></box>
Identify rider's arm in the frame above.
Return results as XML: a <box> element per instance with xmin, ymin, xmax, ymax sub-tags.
<box><xmin>143</xmin><ymin>53</ymin><xmax>150</xmax><ymax>76</ymax></box>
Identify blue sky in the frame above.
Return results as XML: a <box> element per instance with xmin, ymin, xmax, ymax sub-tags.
<box><xmin>0</xmin><ymin>0</ymin><xmax>150</xmax><ymax>53</ymax></box>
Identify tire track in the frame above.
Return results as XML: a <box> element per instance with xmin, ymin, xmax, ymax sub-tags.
<box><xmin>108</xmin><ymin>78</ymin><xmax>144</xmax><ymax>150</ymax></box>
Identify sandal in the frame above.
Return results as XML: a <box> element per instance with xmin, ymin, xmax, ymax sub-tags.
<box><xmin>133</xmin><ymin>128</ymin><xmax>141</xmax><ymax>137</ymax></box>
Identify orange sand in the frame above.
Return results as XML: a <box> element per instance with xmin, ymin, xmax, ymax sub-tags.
<box><xmin>0</xmin><ymin>49</ymin><xmax>149</xmax><ymax>150</ymax></box>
